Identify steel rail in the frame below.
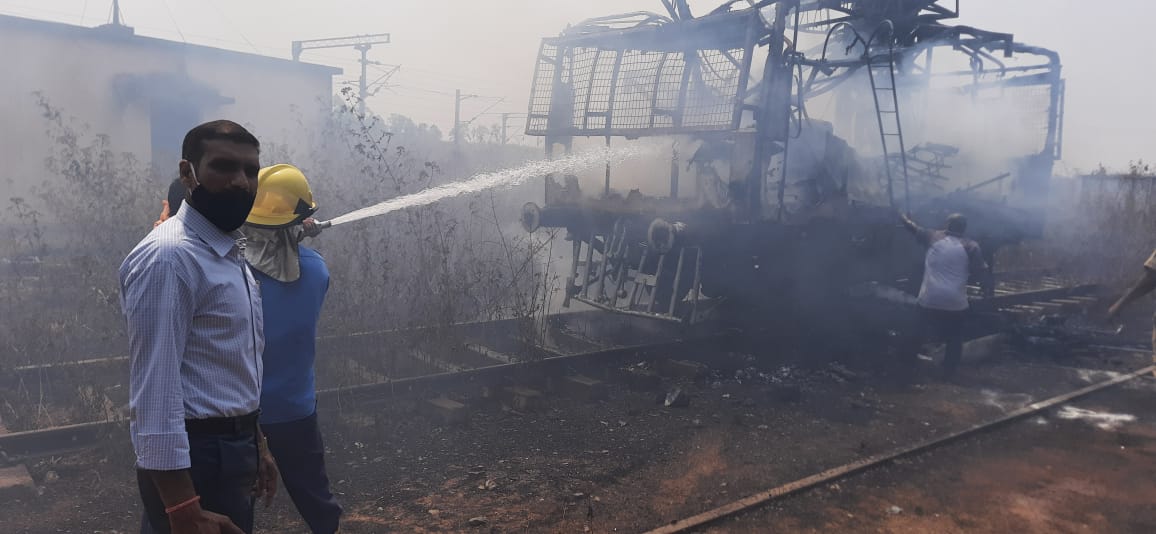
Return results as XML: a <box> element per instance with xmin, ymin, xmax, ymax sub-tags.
<box><xmin>644</xmin><ymin>362</ymin><xmax>1156</xmax><ymax>534</ymax></box>
<box><xmin>6</xmin><ymin>281</ymin><xmax>1090</xmax><ymax>374</ymax></box>
<box><xmin>5</xmin><ymin>311</ymin><xmax>623</xmax><ymax>373</ymax></box>
<box><xmin>0</xmin><ymin>334</ymin><xmax>729</xmax><ymax>463</ymax></box>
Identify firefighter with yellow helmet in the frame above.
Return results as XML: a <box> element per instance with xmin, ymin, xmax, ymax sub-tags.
<box><xmin>243</xmin><ymin>164</ymin><xmax>324</xmax><ymax>280</ymax></box>
<box><xmin>246</xmin><ymin>164</ymin><xmax>321</xmax><ymax>231</ymax></box>
<box><xmin>243</xmin><ymin>164</ymin><xmax>342</xmax><ymax>534</ymax></box>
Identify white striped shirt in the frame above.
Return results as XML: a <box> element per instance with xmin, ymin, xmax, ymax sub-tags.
<box><xmin>119</xmin><ymin>204</ymin><xmax>264</xmax><ymax>470</ymax></box>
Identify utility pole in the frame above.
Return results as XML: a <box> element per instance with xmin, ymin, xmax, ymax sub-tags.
<box><xmin>292</xmin><ymin>33</ymin><xmax>391</xmax><ymax>115</ymax></box>
<box><xmin>499</xmin><ymin>113</ymin><xmax>526</xmax><ymax>145</ymax></box>
<box><xmin>98</xmin><ymin>0</ymin><xmax>134</xmax><ymax>35</ymax></box>
<box><xmin>355</xmin><ymin>44</ymin><xmax>370</xmax><ymax>116</ymax></box>
<box><xmin>454</xmin><ymin>89</ymin><xmax>462</xmax><ymax>149</ymax></box>
<box><xmin>453</xmin><ymin>90</ymin><xmax>478</xmax><ymax>148</ymax></box>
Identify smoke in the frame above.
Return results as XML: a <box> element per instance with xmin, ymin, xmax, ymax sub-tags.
<box><xmin>759</xmin><ymin>16</ymin><xmax>1064</xmax><ymax>206</ymax></box>
<box><xmin>802</xmin><ymin>68</ymin><xmax>1055</xmax><ymax>205</ymax></box>
<box><xmin>904</xmin><ymin>80</ymin><xmax>1050</xmax><ymax>188</ymax></box>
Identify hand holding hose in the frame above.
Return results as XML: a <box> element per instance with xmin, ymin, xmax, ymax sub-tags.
<box><xmin>301</xmin><ymin>218</ymin><xmax>324</xmax><ymax>238</ymax></box>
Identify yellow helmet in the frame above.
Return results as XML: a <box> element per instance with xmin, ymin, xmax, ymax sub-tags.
<box><xmin>247</xmin><ymin>164</ymin><xmax>318</xmax><ymax>228</ymax></box>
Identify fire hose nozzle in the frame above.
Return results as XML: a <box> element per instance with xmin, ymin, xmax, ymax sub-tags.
<box><xmin>301</xmin><ymin>219</ymin><xmax>331</xmax><ymax>238</ymax></box>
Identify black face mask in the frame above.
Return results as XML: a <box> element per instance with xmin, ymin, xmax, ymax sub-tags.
<box><xmin>187</xmin><ymin>166</ymin><xmax>256</xmax><ymax>233</ymax></box>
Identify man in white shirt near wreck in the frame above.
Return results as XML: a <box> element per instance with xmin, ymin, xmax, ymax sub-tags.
<box><xmin>901</xmin><ymin>212</ymin><xmax>988</xmax><ymax>380</ymax></box>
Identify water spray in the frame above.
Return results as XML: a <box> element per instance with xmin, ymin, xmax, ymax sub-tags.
<box><xmin>308</xmin><ymin>143</ymin><xmax>659</xmax><ymax>229</ymax></box>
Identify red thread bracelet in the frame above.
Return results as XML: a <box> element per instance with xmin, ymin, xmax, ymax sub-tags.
<box><xmin>165</xmin><ymin>495</ymin><xmax>201</xmax><ymax>514</ymax></box>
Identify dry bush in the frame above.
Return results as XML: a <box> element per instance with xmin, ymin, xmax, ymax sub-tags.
<box><xmin>0</xmin><ymin>90</ymin><xmax>561</xmax><ymax>427</ymax></box>
<box><xmin>0</xmin><ymin>96</ymin><xmax>160</xmax><ymax>427</ymax></box>
<box><xmin>284</xmin><ymin>91</ymin><xmax>560</xmax><ymax>337</ymax></box>
<box><xmin>996</xmin><ymin>162</ymin><xmax>1156</xmax><ymax>288</ymax></box>
<box><xmin>0</xmin><ymin>94</ymin><xmax>159</xmax><ymax>369</ymax></box>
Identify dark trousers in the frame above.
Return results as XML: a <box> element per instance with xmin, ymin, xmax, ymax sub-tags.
<box><xmin>262</xmin><ymin>412</ymin><xmax>342</xmax><ymax>534</ymax></box>
<box><xmin>138</xmin><ymin>432</ymin><xmax>259</xmax><ymax>534</ymax></box>
<box><xmin>920</xmin><ymin>307</ymin><xmax>967</xmax><ymax>376</ymax></box>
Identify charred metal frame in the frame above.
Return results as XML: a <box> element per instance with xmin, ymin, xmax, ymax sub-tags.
<box><xmin>522</xmin><ymin>1</ymin><xmax>1065</xmax><ymax>324</ymax></box>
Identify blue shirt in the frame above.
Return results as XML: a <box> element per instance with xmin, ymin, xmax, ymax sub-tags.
<box><xmin>119</xmin><ymin>205</ymin><xmax>264</xmax><ymax>470</ymax></box>
<box><xmin>254</xmin><ymin>246</ymin><xmax>329</xmax><ymax>424</ymax></box>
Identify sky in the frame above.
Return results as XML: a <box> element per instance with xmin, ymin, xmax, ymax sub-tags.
<box><xmin>0</xmin><ymin>0</ymin><xmax>1151</xmax><ymax>173</ymax></box>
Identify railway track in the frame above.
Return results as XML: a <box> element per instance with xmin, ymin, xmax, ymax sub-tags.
<box><xmin>0</xmin><ymin>276</ymin><xmax>1140</xmax><ymax>533</ymax></box>
<box><xmin>0</xmin><ymin>274</ymin><xmax>1103</xmax><ymax>464</ymax></box>
<box><xmin>0</xmin><ymin>311</ymin><xmax>694</xmax><ymax>429</ymax></box>
<box><xmin>0</xmin><ymin>330</ymin><xmax>729</xmax><ymax>463</ymax></box>
<box><xmin>6</xmin><ymin>272</ymin><xmax>1097</xmax><ymax>375</ymax></box>
<box><xmin>647</xmin><ymin>346</ymin><xmax>1156</xmax><ymax>533</ymax></box>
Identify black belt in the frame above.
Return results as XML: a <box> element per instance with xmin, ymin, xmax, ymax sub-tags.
<box><xmin>185</xmin><ymin>410</ymin><xmax>260</xmax><ymax>436</ymax></box>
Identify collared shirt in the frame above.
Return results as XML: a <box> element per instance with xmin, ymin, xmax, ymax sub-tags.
<box><xmin>254</xmin><ymin>246</ymin><xmax>330</xmax><ymax>424</ymax></box>
<box><xmin>119</xmin><ymin>204</ymin><xmax>264</xmax><ymax>470</ymax></box>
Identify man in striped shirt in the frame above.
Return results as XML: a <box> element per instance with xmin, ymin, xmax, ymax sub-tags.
<box><xmin>120</xmin><ymin>120</ymin><xmax>278</xmax><ymax>534</ymax></box>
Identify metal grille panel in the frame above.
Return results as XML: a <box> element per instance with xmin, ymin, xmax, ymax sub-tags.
<box><xmin>527</xmin><ymin>41</ymin><xmax>749</xmax><ymax>137</ymax></box>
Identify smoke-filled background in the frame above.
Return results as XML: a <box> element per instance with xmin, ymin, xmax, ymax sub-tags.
<box><xmin>1</xmin><ymin>2</ymin><xmax>1156</xmax><ymax>533</ymax></box>
<box><xmin>0</xmin><ymin>0</ymin><xmax>1151</xmax><ymax>172</ymax></box>
<box><xmin>0</xmin><ymin>0</ymin><xmax>1153</xmax><ymax>429</ymax></box>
